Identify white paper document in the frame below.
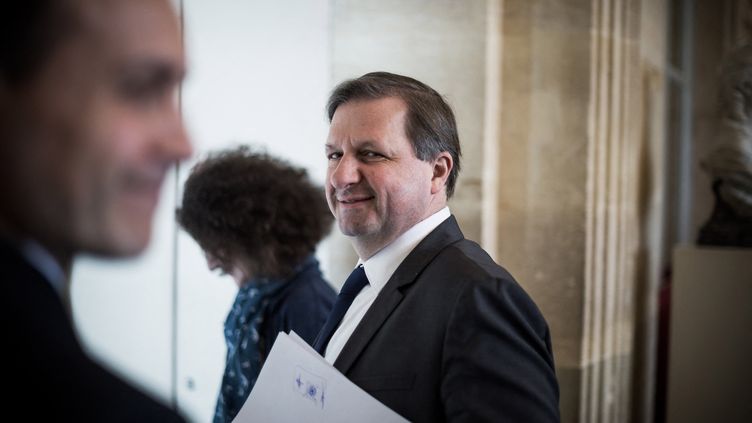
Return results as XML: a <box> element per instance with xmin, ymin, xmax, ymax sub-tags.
<box><xmin>232</xmin><ymin>331</ymin><xmax>409</xmax><ymax>423</ymax></box>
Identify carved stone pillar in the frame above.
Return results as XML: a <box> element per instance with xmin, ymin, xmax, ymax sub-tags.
<box><xmin>492</xmin><ymin>0</ymin><xmax>667</xmax><ymax>421</ymax></box>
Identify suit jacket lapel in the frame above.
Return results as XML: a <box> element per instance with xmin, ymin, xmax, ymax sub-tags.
<box><xmin>333</xmin><ymin>216</ymin><xmax>465</xmax><ymax>374</ymax></box>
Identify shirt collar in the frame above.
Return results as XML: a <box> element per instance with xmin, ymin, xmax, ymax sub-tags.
<box><xmin>360</xmin><ymin>207</ymin><xmax>450</xmax><ymax>290</ymax></box>
<box><xmin>19</xmin><ymin>239</ymin><xmax>67</xmax><ymax>297</ymax></box>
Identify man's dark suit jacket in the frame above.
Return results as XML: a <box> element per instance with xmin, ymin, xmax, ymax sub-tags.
<box><xmin>326</xmin><ymin>216</ymin><xmax>560</xmax><ymax>422</ymax></box>
<box><xmin>1</xmin><ymin>241</ymin><xmax>184</xmax><ymax>422</ymax></box>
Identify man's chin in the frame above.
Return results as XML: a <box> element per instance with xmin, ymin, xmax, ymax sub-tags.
<box><xmin>82</xmin><ymin>226</ymin><xmax>152</xmax><ymax>258</ymax></box>
<box><xmin>338</xmin><ymin>220</ymin><xmax>376</xmax><ymax>238</ymax></box>
<box><xmin>95</xmin><ymin>200</ymin><xmax>159</xmax><ymax>257</ymax></box>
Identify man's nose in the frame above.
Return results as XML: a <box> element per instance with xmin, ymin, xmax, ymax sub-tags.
<box><xmin>329</xmin><ymin>155</ymin><xmax>361</xmax><ymax>190</ymax></box>
<box><xmin>170</xmin><ymin>118</ymin><xmax>192</xmax><ymax>161</ymax></box>
<box><xmin>154</xmin><ymin>105</ymin><xmax>193</xmax><ymax>162</ymax></box>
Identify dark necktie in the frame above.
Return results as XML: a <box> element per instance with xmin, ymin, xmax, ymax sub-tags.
<box><xmin>313</xmin><ymin>265</ymin><xmax>369</xmax><ymax>355</ymax></box>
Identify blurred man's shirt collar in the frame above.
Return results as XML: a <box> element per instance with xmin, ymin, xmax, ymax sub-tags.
<box><xmin>20</xmin><ymin>239</ymin><xmax>66</xmax><ymax>298</ymax></box>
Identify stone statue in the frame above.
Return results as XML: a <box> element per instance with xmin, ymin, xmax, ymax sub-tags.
<box><xmin>698</xmin><ymin>44</ymin><xmax>752</xmax><ymax>247</ymax></box>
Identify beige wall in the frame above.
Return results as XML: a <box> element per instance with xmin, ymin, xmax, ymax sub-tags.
<box><xmin>495</xmin><ymin>2</ymin><xmax>591</xmax><ymax>420</ymax></box>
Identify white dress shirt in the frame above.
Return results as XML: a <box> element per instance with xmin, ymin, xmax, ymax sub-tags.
<box><xmin>324</xmin><ymin>207</ymin><xmax>451</xmax><ymax>363</ymax></box>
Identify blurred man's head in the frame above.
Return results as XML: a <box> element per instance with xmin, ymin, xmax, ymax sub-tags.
<box><xmin>0</xmin><ymin>0</ymin><xmax>191</xmax><ymax>264</ymax></box>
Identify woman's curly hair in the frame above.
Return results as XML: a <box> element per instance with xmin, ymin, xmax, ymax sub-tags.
<box><xmin>176</xmin><ymin>146</ymin><xmax>333</xmax><ymax>279</ymax></box>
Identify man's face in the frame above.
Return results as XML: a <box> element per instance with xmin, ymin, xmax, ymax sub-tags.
<box><xmin>325</xmin><ymin>97</ymin><xmax>442</xmax><ymax>258</ymax></box>
<box><xmin>0</xmin><ymin>0</ymin><xmax>191</xmax><ymax>258</ymax></box>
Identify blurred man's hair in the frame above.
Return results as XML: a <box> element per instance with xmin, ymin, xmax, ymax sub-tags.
<box><xmin>1</xmin><ymin>1</ymin><xmax>79</xmax><ymax>86</ymax></box>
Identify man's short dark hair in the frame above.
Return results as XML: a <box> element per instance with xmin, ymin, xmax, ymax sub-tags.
<box><xmin>176</xmin><ymin>147</ymin><xmax>333</xmax><ymax>279</ymax></box>
<box><xmin>0</xmin><ymin>1</ymin><xmax>79</xmax><ymax>86</ymax></box>
<box><xmin>327</xmin><ymin>71</ymin><xmax>462</xmax><ymax>198</ymax></box>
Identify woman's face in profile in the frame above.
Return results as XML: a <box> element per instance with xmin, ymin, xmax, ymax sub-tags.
<box><xmin>204</xmin><ymin>250</ymin><xmax>250</xmax><ymax>288</ymax></box>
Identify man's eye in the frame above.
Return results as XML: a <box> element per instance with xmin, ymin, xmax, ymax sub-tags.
<box><xmin>327</xmin><ymin>152</ymin><xmax>342</xmax><ymax>160</ymax></box>
<box><xmin>362</xmin><ymin>151</ymin><xmax>384</xmax><ymax>159</ymax></box>
<box><xmin>119</xmin><ymin>80</ymin><xmax>164</xmax><ymax>103</ymax></box>
<box><xmin>118</xmin><ymin>68</ymin><xmax>174</xmax><ymax>103</ymax></box>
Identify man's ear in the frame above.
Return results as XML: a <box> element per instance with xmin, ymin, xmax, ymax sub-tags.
<box><xmin>430</xmin><ymin>152</ymin><xmax>453</xmax><ymax>195</ymax></box>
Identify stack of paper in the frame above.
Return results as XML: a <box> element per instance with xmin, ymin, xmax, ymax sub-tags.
<box><xmin>232</xmin><ymin>331</ymin><xmax>409</xmax><ymax>422</ymax></box>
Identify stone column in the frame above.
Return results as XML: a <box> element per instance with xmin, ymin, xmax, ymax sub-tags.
<box><xmin>493</xmin><ymin>0</ymin><xmax>667</xmax><ymax>422</ymax></box>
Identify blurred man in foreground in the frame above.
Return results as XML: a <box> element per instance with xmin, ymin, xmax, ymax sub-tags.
<box><xmin>0</xmin><ymin>0</ymin><xmax>191</xmax><ymax>420</ymax></box>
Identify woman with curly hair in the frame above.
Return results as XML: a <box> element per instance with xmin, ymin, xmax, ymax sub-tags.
<box><xmin>176</xmin><ymin>147</ymin><xmax>336</xmax><ymax>423</ymax></box>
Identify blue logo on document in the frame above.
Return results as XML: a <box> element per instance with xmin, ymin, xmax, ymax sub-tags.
<box><xmin>294</xmin><ymin>366</ymin><xmax>327</xmax><ymax>409</ymax></box>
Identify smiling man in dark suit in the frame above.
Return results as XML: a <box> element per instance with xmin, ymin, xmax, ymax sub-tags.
<box><xmin>315</xmin><ymin>72</ymin><xmax>560</xmax><ymax>422</ymax></box>
<box><xmin>0</xmin><ymin>0</ymin><xmax>191</xmax><ymax>420</ymax></box>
